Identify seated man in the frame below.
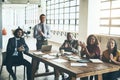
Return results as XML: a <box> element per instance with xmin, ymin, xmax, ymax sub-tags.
<box><xmin>59</xmin><ymin>32</ymin><xmax>79</xmax><ymax>80</ymax></box>
<box><xmin>59</xmin><ymin>32</ymin><xmax>79</xmax><ymax>54</ymax></box>
<box><xmin>5</xmin><ymin>28</ymin><xmax>32</xmax><ymax>80</ymax></box>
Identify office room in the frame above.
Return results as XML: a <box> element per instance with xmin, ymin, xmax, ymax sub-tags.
<box><xmin>0</xmin><ymin>0</ymin><xmax>120</xmax><ymax>80</ymax></box>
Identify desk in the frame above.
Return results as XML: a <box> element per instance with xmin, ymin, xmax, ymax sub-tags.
<box><xmin>26</xmin><ymin>50</ymin><xmax>120</xmax><ymax>80</ymax></box>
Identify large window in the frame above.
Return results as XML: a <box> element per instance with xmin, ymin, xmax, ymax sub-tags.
<box><xmin>25</xmin><ymin>4</ymin><xmax>39</xmax><ymax>26</ymax></box>
<box><xmin>46</xmin><ymin>0</ymin><xmax>79</xmax><ymax>33</ymax></box>
<box><xmin>100</xmin><ymin>0</ymin><xmax>120</xmax><ymax>35</ymax></box>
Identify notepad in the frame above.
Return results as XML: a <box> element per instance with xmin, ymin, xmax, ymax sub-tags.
<box><xmin>53</xmin><ymin>59</ymin><xmax>68</xmax><ymax>63</ymax></box>
<box><xmin>42</xmin><ymin>54</ymin><xmax>56</xmax><ymax>59</ymax></box>
<box><xmin>71</xmin><ymin>63</ymin><xmax>87</xmax><ymax>66</ymax></box>
<box><xmin>33</xmin><ymin>51</ymin><xmax>44</xmax><ymax>55</ymax></box>
<box><xmin>89</xmin><ymin>59</ymin><xmax>103</xmax><ymax>63</ymax></box>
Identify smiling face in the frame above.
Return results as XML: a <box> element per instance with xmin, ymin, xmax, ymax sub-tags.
<box><xmin>108</xmin><ymin>39</ymin><xmax>115</xmax><ymax>50</ymax></box>
<box><xmin>89</xmin><ymin>36</ymin><xmax>96</xmax><ymax>45</ymax></box>
<box><xmin>16</xmin><ymin>30</ymin><xmax>23</xmax><ymax>38</ymax></box>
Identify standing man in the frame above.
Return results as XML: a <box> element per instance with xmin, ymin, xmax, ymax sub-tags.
<box><xmin>33</xmin><ymin>14</ymin><xmax>50</xmax><ymax>72</ymax></box>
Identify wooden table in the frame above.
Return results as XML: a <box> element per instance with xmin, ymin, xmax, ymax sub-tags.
<box><xmin>26</xmin><ymin>50</ymin><xmax>120</xmax><ymax>80</ymax></box>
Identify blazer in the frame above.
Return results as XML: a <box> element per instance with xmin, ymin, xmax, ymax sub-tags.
<box><xmin>59</xmin><ymin>39</ymin><xmax>79</xmax><ymax>54</ymax></box>
<box><xmin>6</xmin><ymin>37</ymin><xmax>29</xmax><ymax>61</ymax></box>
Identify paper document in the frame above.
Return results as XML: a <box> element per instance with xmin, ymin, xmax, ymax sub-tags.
<box><xmin>33</xmin><ymin>51</ymin><xmax>44</xmax><ymax>55</ymax></box>
<box><xmin>42</xmin><ymin>54</ymin><xmax>56</xmax><ymax>59</ymax></box>
<box><xmin>67</xmin><ymin>55</ymin><xmax>81</xmax><ymax>61</ymax></box>
<box><xmin>49</xmin><ymin>53</ymin><xmax>61</xmax><ymax>56</ymax></box>
<box><xmin>53</xmin><ymin>59</ymin><xmax>68</xmax><ymax>63</ymax></box>
<box><xmin>89</xmin><ymin>59</ymin><xmax>103</xmax><ymax>63</ymax></box>
<box><xmin>71</xmin><ymin>63</ymin><xmax>87</xmax><ymax>66</ymax></box>
<box><xmin>64</xmin><ymin>52</ymin><xmax>72</xmax><ymax>55</ymax></box>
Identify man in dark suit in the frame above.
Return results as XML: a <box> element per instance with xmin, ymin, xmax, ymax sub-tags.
<box><xmin>59</xmin><ymin>32</ymin><xmax>79</xmax><ymax>80</ymax></box>
<box><xmin>59</xmin><ymin>32</ymin><xmax>79</xmax><ymax>54</ymax></box>
<box><xmin>6</xmin><ymin>28</ymin><xmax>32</xmax><ymax>80</ymax></box>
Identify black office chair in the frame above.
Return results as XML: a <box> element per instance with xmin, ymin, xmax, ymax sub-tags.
<box><xmin>0</xmin><ymin>52</ymin><xmax>26</xmax><ymax>80</ymax></box>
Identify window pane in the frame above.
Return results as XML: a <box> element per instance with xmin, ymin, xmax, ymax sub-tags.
<box><xmin>70</xmin><ymin>0</ymin><xmax>76</xmax><ymax>6</ymax></box>
<box><xmin>100</xmin><ymin>19</ymin><xmax>109</xmax><ymax>25</ymax></box>
<box><xmin>59</xmin><ymin>24</ymin><xmax>64</xmax><ymax>30</ymax></box>
<box><xmin>64</xmin><ymin>8</ymin><xmax>69</xmax><ymax>13</ymax></box>
<box><xmin>100</xmin><ymin>2</ymin><xmax>110</xmax><ymax>9</ymax></box>
<box><xmin>64</xmin><ymin>2</ymin><xmax>69</xmax><ymax>7</ymax></box>
<box><xmin>70</xmin><ymin>7</ymin><xmax>76</xmax><ymax>13</ymax></box>
<box><xmin>111</xmin><ymin>9</ymin><xmax>120</xmax><ymax>17</ymax></box>
<box><xmin>70</xmin><ymin>20</ymin><xmax>75</xmax><ymax>24</ymax></box>
<box><xmin>64</xmin><ymin>25</ymin><xmax>69</xmax><ymax>31</ymax></box>
<box><xmin>110</xmin><ymin>27</ymin><xmax>120</xmax><ymax>35</ymax></box>
<box><xmin>112</xmin><ymin>0</ymin><xmax>120</xmax><ymax>8</ymax></box>
<box><xmin>60</xmin><ymin>3</ymin><xmax>64</xmax><ymax>8</ymax></box>
<box><xmin>60</xmin><ymin>20</ymin><xmax>63</xmax><ymax>24</ymax></box>
<box><xmin>112</xmin><ymin>19</ymin><xmax>120</xmax><ymax>25</ymax></box>
<box><xmin>70</xmin><ymin>13</ymin><xmax>75</xmax><ymax>19</ymax></box>
<box><xmin>64</xmin><ymin>14</ymin><xmax>69</xmax><ymax>19</ymax></box>
<box><xmin>77</xmin><ymin>0</ymin><xmax>80</xmax><ymax>5</ymax></box>
<box><xmin>65</xmin><ymin>20</ymin><xmax>69</xmax><ymax>24</ymax></box>
<box><xmin>70</xmin><ymin>25</ymin><xmax>75</xmax><ymax>32</ymax></box>
<box><xmin>100</xmin><ymin>10</ymin><xmax>110</xmax><ymax>17</ymax></box>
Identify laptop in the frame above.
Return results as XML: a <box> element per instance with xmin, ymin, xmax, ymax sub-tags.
<box><xmin>41</xmin><ymin>45</ymin><xmax>52</xmax><ymax>52</ymax></box>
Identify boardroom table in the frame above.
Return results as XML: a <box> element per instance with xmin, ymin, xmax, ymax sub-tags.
<box><xmin>25</xmin><ymin>50</ymin><xmax>120</xmax><ymax>80</ymax></box>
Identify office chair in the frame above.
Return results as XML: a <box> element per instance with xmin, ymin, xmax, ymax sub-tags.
<box><xmin>0</xmin><ymin>52</ymin><xmax>26</xmax><ymax>80</ymax></box>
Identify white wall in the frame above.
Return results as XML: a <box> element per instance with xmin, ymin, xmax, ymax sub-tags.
<box><xmin>78</xmin><ymin>0</ymin><xmax>88</xmax><ymax>42</ymax></box>
<box><xmin>88</xmin><ymin>0</ymin><xmax>101</xmax><ymax>35</ymax></box>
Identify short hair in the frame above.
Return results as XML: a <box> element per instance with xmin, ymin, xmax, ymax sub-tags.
<box><xmin>13</xmin><ymin>28</ymin><xmax>24</xmax><ymax>37</ymax></box>
<box><xmin>87</xmin><ymin>34</ymin><xmax>99</xmax><ymax>46</ymax></box>
<box><xmin>39</xmin><ymin>14</ymin><xmax>45</xmax><ymax>19</ymax></box>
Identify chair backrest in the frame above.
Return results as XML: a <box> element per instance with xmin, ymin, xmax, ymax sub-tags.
<box><xmin>2</xmin><ymin>52</ymin><xmax>7</xmax><ymax>65</ymax></box>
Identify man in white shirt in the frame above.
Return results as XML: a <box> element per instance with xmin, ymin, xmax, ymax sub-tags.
<box><xmin>33</xmin><ymin>14</ymin><xmax>50</xmax><ymax>72</ymax></box>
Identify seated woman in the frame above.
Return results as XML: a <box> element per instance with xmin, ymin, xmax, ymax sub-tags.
<box><xmin>102</xmin><ymin>38</ymin><xmax>120</xmax><ymax>80</ymax></box>
<box><xmin>59</xmin><ymin>32</ymin><xmax>79</xmax><ymax>54</ymax></box>
<box><xmin>5</xmin><ymin>28</ymin><xmax>32</xmax><ymax>80</ymax></box>
<box><xmin>79</xmin><ymin>34</ymin><xmax>101</xmax><ymax>80</ymax></box>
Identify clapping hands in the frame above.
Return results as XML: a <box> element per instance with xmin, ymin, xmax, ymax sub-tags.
<box><xmin>18</xmin><ymin>45</ymin><xmax>25</xmax><ymax>51</ymax></box>
<box><xmin>79</xmin><ymin>41</ymin><xmax>86</xmax><ymax>49</ymax></box>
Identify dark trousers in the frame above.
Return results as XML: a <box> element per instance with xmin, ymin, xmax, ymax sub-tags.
<box><xmin>6</xmin><ymin>58</ymin><xmax>32</xmax><ymax>80</ymax></box>
<box><xmin>36</xmin><ymin>39</ymin><xmax>49</xmax><ymax>72</ymax></box>
<box><xmin>103</xmin><ymin>71</ymin><xmax>120</xmax><ymax>80</ymax></box>
<box><xmin>36</xmin><ymin>39</ymin><xmax>48</xmax><ymax>50</ymax></box>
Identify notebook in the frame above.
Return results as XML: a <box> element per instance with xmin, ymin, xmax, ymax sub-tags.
<box><xmin>41</xmin><ymin>45</ymin><xmax>52</xmax><ymax>52</ymax></box>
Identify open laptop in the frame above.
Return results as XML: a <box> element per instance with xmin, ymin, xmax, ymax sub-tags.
<box><xmin>41</xmin><ymin>45</ymin><xmax>52</xmax><ymax>52</ymax></box>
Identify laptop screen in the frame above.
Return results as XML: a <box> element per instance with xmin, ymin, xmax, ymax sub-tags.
<box><xmin>41</xmin><ymin>45</ymin><xmax>52</xmax><ymax>52</ymax></box>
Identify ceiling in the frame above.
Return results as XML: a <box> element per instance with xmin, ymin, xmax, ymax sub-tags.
<box><xmin>2</xmin><ymin>0</ymin><xmax>41</xmax><ymax>4</ymax></box>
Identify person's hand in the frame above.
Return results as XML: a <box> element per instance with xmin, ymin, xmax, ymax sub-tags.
<box><xmin>39</xmin><ymin>30</ymin><xmax>44</xmax><ymax>36</ymax></box>
<box><xmin>65</xmin><ymin>43</ymin><xmax>69</xmax><ymax>48</ymax></box>
<box><xmin>79</xmin><ymin>41</ymin><xmax>83</xmax><ymax>47</ymax></box>
<box><xmin>79</xmin><ymin>41</ymin><xmax>86</xmax><ymax>48</ymax></box>
<box><xmin>18</xmin><ymin>45</ymin><xmax>25</xmax><ymax>51</ymax></box>
<box><xmin>82</xmin><ymin>42</ymin><xmax>86</xmax><ymax>48</ymax></box>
